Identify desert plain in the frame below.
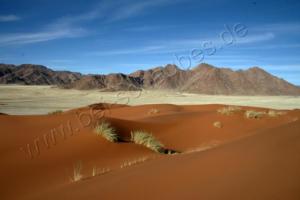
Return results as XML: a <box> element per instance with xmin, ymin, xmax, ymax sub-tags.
<box><xmin>1</xmin><ymin>85</ymin><xmax>300</xmax><ymax>115</ymax></box>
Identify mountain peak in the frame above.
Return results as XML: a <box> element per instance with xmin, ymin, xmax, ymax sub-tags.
<box><xmin>192</xmin><ymin>63</ymin><xmax>216</xmax><ymax>71</ymax></box>
<box><xmin>248</xmin><ymin>66</ymin><xmax>265</xmax><ymax>72</ymax></box>
<box><xmin>1</xmin><ymin>63</ymin><xmax>300</xmax><ymax>95</ymax></box>
<box><xmin>164</xmin><ymin>64</ymin><xmax>179</xmax><ymax>70</ymax></box>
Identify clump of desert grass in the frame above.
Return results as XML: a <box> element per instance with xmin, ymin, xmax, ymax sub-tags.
<box><xmin>148</xmin><ymin>108</ymin><xmax>159</xmax><ymax>115</ymax></box>
<box><xmin>120</xmin><ymin>157</ymin><xmax>149</xmax><ymax>169</ymax></box>
<box><xmin>213</xmin><ymin>121</ymin><xmax>222</xmax><ymax>128</ymax></box>
<box><xmin>131</xmin><ymin>131</ymin><xmax>164</xmax><ymax>153</ymax></box>
<box><xmin>70</xmin><ymin>161</ymin><xmax>83</xmax><ymax>182</ymax></box>
<box><xmin>217</xmin><ymin>106</ymin><xmax>241</xmax><ymax>115</ymax></box>
<box><xmin>94</xmin><ymin>121</ymin><xmax>118</xmax><ymax>142</ymax></box>
<box><xmin>267</xmin><ymin>110</ymin><xmax>286</xmax><ymax>117</ymax></box>
<box><xmin>48</xmin><ymin>110</ymin><xmax>63</xmax><ymax>115</ymax></box>
<box><xmin>92</xmin><ymin>167</ymin><xmax>111</xmax><ymax>177</ymax></box>
<box><xmin>244</xmin><ymin>110</ymin><xmax>266</xmax><ymax>119</ymax></box>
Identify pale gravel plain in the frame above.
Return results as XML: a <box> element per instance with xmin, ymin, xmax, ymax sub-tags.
<box><xmin>0</xmin><ymin>85</ymin><xmax>300</xmax><ymax>115</ymax></box>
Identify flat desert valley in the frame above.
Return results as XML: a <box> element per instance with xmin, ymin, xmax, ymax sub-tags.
<box><xmin>1</xmin><ymin>85</ymin><xmax>300</xmax><ymax>115</ymax></box>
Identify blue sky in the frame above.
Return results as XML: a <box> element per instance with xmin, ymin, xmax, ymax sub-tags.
<box><xmin>0</xmin><ymin>0</ymin><xmax>300</xmax><ymax>84</ymax></box>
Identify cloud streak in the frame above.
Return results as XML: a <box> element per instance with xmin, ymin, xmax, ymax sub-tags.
<box><xmin>89</xmin><ymin>32</ymin><xmax>275</xmax><ymax>56</ymax></box>
<box><xmin>0</xmin><ymin>28</ymin><xmax>87</xmax><ymax>46</ymax></box>
<box><xmin>107</xmin><ymin>0</ymin><xmax>178</xmax><ymax>22</ymax></box>
<box><xmin>0</xmin><ymin>14</ymin><xmax>20</xmax><ymax>22</ymax></box>
<box><xmin>0</xmin><ymin>0</ymin><xmax>182</xmax><ymax>46</ymax></box>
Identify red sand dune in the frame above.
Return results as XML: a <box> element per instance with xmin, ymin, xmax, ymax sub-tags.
<box><xmin>0</xmin><ymin>104</ymin><xmax>299</xmax><ymax>200</ymax></box>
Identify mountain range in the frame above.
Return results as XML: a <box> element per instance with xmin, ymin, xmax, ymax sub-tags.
<box><xmin>1</xmin><ymin>63</ymin><xmax>300</xmax><ymax>95</ymax></box>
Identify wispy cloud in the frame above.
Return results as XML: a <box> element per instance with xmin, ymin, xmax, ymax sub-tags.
<box><xmin>253</xmin><ymin>22</ymin><xmax>300</xmax><ymax>33</ymax></box>
<box><xmin>239</xmin><ymin>43</ymin><xmax>300</xmax><ymax>50</ymax></box>
<box><xmin>90</xmin><ymin>45</ymin><xmax>166</xmax><ymax>56</ymax></box>
<box><xmin>107</xmin><ymin>0</ymin><xmax>178</xmax><ymax>22</ymax></box>
<box><xmin>0</xmin><ymin>0</ymin><xmax>183</xmax><ymax>46</ymax></box>
<box><xmin>125</xmin><ymin>25</ymin><xmax>164</xmax><ymax>32</ymax></box>
<box><xmin>0</xmin><ymin>28</ymin><xmax>87</xmax><ymax>46</ymax></box>
<box><xmin>236</xmin><ymin>32</ymin><xmax>275</xmax><ymax>44</ymax></box>
<box><xmin>89</xmin><ymin>32</ymin><xmax>275</xmax><ymax>56</ymax></box>
<box><xmin>50</xmin><ymin>0</ymin><xmax>180</xmax><ymax>26</ymax></box>
<box><xmin>0</xmin><ymin>5</ymin><xmax>96</xmax><ymax>46</ymax></box>
<box><xmin>0</xmin><ymin>14</ymin><xmax>20</xmax><ymax>22</ymax></box>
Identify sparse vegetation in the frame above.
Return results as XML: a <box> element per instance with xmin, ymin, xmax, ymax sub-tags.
<box><xmin>148</xmin><ymin>108</ymin><xmax>159</xmax><ymax>115</ymax></box>
<box><xmin>217</xmin><ymin>106</ymin><xmax>241</xmax><ymax>115</ymax></box>
<box><xmin>213</xmin><ymin>121</ymin><xmax>222</xmax><ymax>128</ymax></box>
<box><xmin>267</xmin><ymin>110</ymin><xmax>286</xmax><ymax>117</ymax></box>
<box><xmin>48</xmin><ymin>110</ymin><xmax>63</xmax><ymax>115</ymax></box>
<box><xmin>244</xmin><ymin>110</ymin><xmax>265</xmax><ymax>119</ymax></box>
<box><xmin>94</xmin><ymin>121</ymin><xmax>118</xmax><ymax>142</ymax></box>
<box><xmin>120</xmin><ymin>157</ymin><xmax>149</xmax><ymax>169</ymax></box>
<box><xmin>92</xmin><ymin>167</ymin><xmax>111</xmax><ymax>177</ymax></box>
<box><xmin>131</xmin><ymin>131</ymin><xmax>164</xmax><ymax>153</ymax></box>
<box><xmin>71</xmin><ymin>161</ymin><xmax>82</xmax><ymax>182</ymax></box>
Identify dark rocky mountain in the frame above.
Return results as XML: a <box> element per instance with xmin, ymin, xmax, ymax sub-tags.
<box><xmin>130</xmin><ymin>63</ymin><xmax>300</xmax><ymax>95</ymax></box>
<box><xmin>129</xmin><ymin>64</ymin><xmax>189</xmax><ymax>89</ymax></box>
<box><xmin>63</xmin><ymin>73</ymin><xmax>141</xmax><ymax>91</ymax></box>
<box><xmin>180</xmin><ymin>64</ymin><xmax>300</xmax><ymax>95</ymax></box>
<box><xmin>1</xmin><ymin>63</ymin><xmax>300</xmax><ymax>95</ymax></box>
<box><xmin>0</xmin><ymin>64</ymin><xmax>82</xmax><ymax>85</ymax></box>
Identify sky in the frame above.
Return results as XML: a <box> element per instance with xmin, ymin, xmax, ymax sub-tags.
<box><xmin>0</xmin><ymin>0</ymin><xmax>300</xmax><ymax>85</ymax></box>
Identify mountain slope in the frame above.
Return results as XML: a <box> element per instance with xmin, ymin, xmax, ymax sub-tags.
<box><xmin>130</xmin><ymin>63</ymin><xmax>300</xmax><ymax>95</ymax></box>
<box><xmin>63</xmin><ymin>73</ymin><xmax>141</xmax><ymax>91</ymax></box>
<box><xmin>0</xmin><ymin>64</ymin><xmax>82</xmax><ymax>85</ymax></box>
<box><xmin>1</xmin><ymin>63</ymin><xmax>300</xmax><ymax>95</ymax></box>
<box><xmin>179</xmin><ymin>64</ymin><xmax>300</xmax><ymax>95</ymax></box>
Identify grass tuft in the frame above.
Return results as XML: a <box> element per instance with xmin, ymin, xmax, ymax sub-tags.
<box><xmin>48</xmin><ymin>110</ymin><xmax>63</xmax><ymax>115</ymax></box>
<box><xmin>94</xmin><ymin>121</ymin><xmax>118</xmax><ymax>142</ymax></box>
<box><xmin>267</xmin><ymin>110</ymin><xmax>286</xmax><ymax>117</ymax></box>
<box><xmin>92</xmin><ymin>167</ymin><xmax>110</xmax><ymax>177</ymax></box>
<box><xmin>245</xmin><ymin>110</ymin><xmax>265</xmax><ymax>119</ymax></box>
<box><xmin>213</xmin><ymin>121</ymin><xmax>222</xmax><ymax>128</ymax></box>
<box><xmin>120</xmin><ymin>157</ymin><xmax>149</xmax><ymax>169</ymax></box>
<box><xmin>217</xmin><ymin>106</ymin><xmax>241</xmax><ymax>115</ymax></box>
<box><xmin>148</xmin><ymin>108</ymin><xmax>159</xmax><ymax>115</ymax></box>
<box><xmin>71</xmin><ymin>161</ymin><xmax>82</xmax><ymax>182</ymax></box>
<box><xmin>131</xmin><ymin>131</ymin><xmax>164</xmax><ymax>153</ymax></box>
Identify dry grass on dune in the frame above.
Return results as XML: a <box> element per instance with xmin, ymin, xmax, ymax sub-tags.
<box><xmin>244</xmin><ymin>110</ymin><xmax>286</xmax><ymax>119</ymax></box>
<box><xmin>48</xmin><ymin>110</ymin><xmax>63</xmax><ymax>115</ymax></box>
<box><xmin>267</xmin><ymin>110</ymin><xmax>286</xmax><ymax>117</ymax></box>
<box><xmin>93</xmin><ymin>121</ymin><xmax>172</xmax><ymax>154</ymax></box>
<box><xmin>131</xmin><ymin>131</ymin><xmax>164</xmax><ymax>153</ymax></box>
<box><xmin>92</xmin><ymin>167</ymin><xmax>111</xmax><ymax>177</ymax></box>
<box><xmin>148</xmin><ymin>108</ymin><xmax>159</xmax><ymax>115</ymax></box>
<box><xmin>94</xmin><ymin>121</ymin><xmax>119</xmax><ymax>142</ymax></box>
<box><xmin>120</xmin><ymin>157</ymin><xmax>149</xmax><ymax>169</ymax></box>
<box><xmin>70</xmin><ymin>161</ymin><xmax>83</xmax><ymax>182</ymax></box>
<box><xmin>217</xmin><ymin>106</ymin><xmax>241</xmax><ymax>115</ymax></box>
<box><xmin>213</xmin><ymin>121</ymin><xmax>222</xmax><ymax>128</ymax></box>
<box><xmin>244</xmin><ymin>110</ymin><xmax>266</xmax><ymax>119</ymax></box>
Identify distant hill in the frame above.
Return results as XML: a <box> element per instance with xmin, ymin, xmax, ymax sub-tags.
<box><xmin>1</xmin><ymin>63</ymin><xmax>300</xmax><ymax>95</ymax></box>
<box><xmin>0</xmin><ymin>64</ymin><xmax>82</xmax><ymax>85</ymax></box>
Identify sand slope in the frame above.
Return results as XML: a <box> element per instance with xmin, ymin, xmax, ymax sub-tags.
<box><xmin>0</xmin><ymin>104</ymin><xmax>299</xmax><ymax>200</ymax></box>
